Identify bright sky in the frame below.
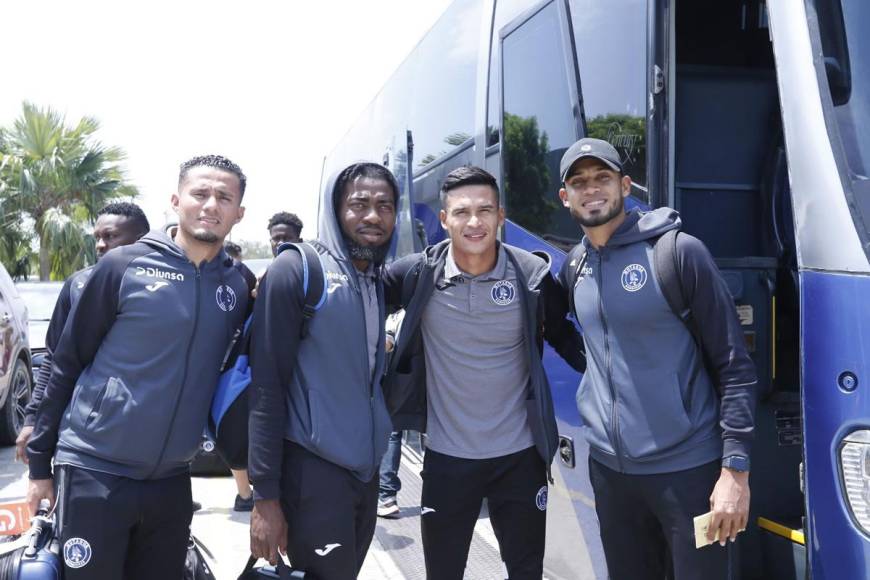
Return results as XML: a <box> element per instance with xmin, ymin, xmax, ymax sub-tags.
<box><xmin>0</xmin><ymin>0</ymin><xmax>453</xmax><ymax>246</ymax></box>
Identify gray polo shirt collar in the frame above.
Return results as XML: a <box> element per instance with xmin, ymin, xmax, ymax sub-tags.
<box><xmin>443</xmin><ymin>244</ymin><xmax>508</xmax><ymax>283</ymax></box>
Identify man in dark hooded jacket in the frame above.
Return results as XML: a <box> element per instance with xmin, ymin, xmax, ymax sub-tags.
<box><xmin>26</xmin><ymin>155</ymin><xmax>251</xmax><ymax>580</ymax></box>
<box><xmin>248</xmin><ymin>162</ymin><xmax>398</xmax><ymax>579</ymax></box>
<box><xmin>556</xmin><ymin>138</ymin><xmax>757</xmax><ymax>580</ymax></box>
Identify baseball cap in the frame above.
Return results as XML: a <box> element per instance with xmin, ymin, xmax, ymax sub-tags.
<box><xmin>559</xmin><ymin>138</ymin><xmax>623</xmax><ymax>182</ymax></box>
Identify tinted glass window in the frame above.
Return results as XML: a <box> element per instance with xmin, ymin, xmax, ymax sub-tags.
<box><xmin>486</xmin><ymin>0</ymin><xmax>530</xmax><ymax>147</ymax></box>
<box><xmin>569</xmin><ymin>0</ymin><xmax>648</xmax><ymax>200</ymax></box>
<box><xmin>502</xmin><ymin>1</ymin><xmax>580</xmax><ymax>248</ymax></box>
<box><xmin>410</xmin><ymin>0</ymin><xmax>482</xmax><ymax>169</ymax></box>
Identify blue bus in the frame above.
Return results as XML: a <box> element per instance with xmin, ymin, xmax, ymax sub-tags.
<box><xmin>320</xmin><ymin>0</ymin><xmax>870</xmax><ymax>577</ymax></box>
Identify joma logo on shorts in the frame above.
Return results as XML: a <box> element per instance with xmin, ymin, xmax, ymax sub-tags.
<box><xmin>136</xmin><ymin>266</ymin><xmax>185</xmax><ymax>282</ymax></box>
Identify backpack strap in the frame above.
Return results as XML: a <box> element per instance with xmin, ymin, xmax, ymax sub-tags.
<box><xmin>276</xmin><ymin>242</ymin><xmax>327</xmax><ymax>339</ymax></box>
<box><xmin>652</xmin><ymin>229</ymin><xmax>702</xmax><ymax>347</ymax></box>
<box><xmin>560</xmin><ymin>243</ymin><xmax>588</xmax><ymax>318</ymax></box>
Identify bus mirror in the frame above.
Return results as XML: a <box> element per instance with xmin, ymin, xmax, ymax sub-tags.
<box><xmin>816</xmin><ymin>0</ymin><xmax>852</xmax><ymax>106</ymax></box>
<box><xmin>825</xmin><ymin>57</ymin><xmax>851</xmax><ymax>106</ymax></box>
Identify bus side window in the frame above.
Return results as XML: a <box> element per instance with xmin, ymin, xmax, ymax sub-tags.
<box><xmin>501</xmin><ymin>0</ymin><xmax>580</xmax><ymax>249</ymax></box>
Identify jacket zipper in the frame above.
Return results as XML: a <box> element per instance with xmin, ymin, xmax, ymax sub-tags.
<box><xmin>147</xmin><ymin>266</ymin><xmax>201</xmax><ymax>478</ymax></box>
<box><xmin>596</xmin><ymin>253</ymin><xmax>624</xmax><ymax>471</ymax></box>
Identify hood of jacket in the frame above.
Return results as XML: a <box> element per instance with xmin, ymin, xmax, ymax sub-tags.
<box><xmin>317</xmin><ymin>161</ymin><xmax>396</xmax><ymax>264</ymax></box>
<box><xmin>584</xmin><ymin>207</ymin><xmax>681</xmax><ymax>250</ymax></box>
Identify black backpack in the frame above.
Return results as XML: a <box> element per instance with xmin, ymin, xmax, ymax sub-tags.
<box><xmin>561</xmin><ymin>229</ymin><xmax>701</xmax><ymax>347</ymax></box>
<box><xmin>209</xmin><ymin>242</ymin><xmax>327</xmax><ymax>468</ymax></box>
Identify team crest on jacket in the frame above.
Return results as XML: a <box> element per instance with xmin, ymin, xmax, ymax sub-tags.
<box><xmin>64</xmin><ymin>537</ymin><xmax>92</xmax><ymax>568</ymax></box>
<box><xmin>535</xmin><ymin>486</ymin><xmax>548</xmax><ymax>511</ymax></box>
<box><xmin>216</xmin><ymin>285</ymin><xmax>237</xmax><ymax>312</ymax></box>
<box><xmin>621</xmin><ymin>264</ymin><xmax>647</xmax><ymax>292</ymax></box>
<box><xmin>491</xmin><ymin>280</ymin><xmax>516</xmax><ymax>306</ymax></box>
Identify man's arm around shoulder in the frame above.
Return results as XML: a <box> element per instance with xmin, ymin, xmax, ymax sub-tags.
<box><xmin>383</xmin><ymin>253</ymin><xmax>425</xmax><ymax>309</ymax></box>
<box><xmin>541</xmin><ymin>271</ymin><xmax>586</xmax><ymax>373</ymax></box>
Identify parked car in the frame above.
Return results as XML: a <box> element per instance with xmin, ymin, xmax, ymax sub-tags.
<box><xmin>14</xmin><ymin>281</ymin><xmax>63</xmax><ymax>354</ymax></box>
<box><xmin>0</xmin><ymin>265</ymin><xmax>32</xmax><ymax>444</ymax></box>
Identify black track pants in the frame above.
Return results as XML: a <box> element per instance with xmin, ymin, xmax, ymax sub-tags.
<box><xmin>589</xmin><ymin>458</ymin><xmax>736</xmax><ymax>580</ymax></box>
<box><xmin>279</xmin><ymin>441</ymin><xmax>378</xmax><ymax>580</ymax></box>
<box><xmin>55</xmin><ymin>465</ymin><xmax>192</xmax><ymax>580</ymax></box>
<box><xmin>421</xmin><ymin>446</ymin><xmax>547</xmax><ymax>580</ymax></box>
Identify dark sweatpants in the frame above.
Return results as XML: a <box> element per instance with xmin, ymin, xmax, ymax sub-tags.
<box><xmin>421</xmin><ymin>446</ymin><xmax>547</xmax><ymax>580</ymax></box>
<box><xmin>589</xmin><ymin>458</ymin><xmax>736</xmax><ymax>580</ymax></box>
<box><xmin>55</xmin><ymin>464</ymin><xmax>192</xmax><ymax>580</ymax></box>
<box><xmin>279</xmin><ymin>441</ymin><xmax>378</xmax><ymax>580</ymax></box>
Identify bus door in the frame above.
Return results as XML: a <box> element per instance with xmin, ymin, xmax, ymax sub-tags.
<box><xmin>652</xmin><ymin>1</ymin><xmax>811</xmax><ymax>577</ymax></box>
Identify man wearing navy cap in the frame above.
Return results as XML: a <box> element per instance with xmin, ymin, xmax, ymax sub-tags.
<box><xmin>556</xmin><ymin>138</ymin><xmax>757</xmax><ymax>579</ymax></box>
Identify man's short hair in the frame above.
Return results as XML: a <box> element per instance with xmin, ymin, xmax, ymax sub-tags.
<box><xmin>268</xmin><ymin>212</ymin><xmax>304</xmax><ymax>233</ymax></box>
<box><xmin>439</xmin><ymin>166</ymin><xmax>499</xmax><ymax>208</ymax></box>
<box><xmin>333</xmin><ymin>163</ymin><xmax>399</xmax><ymax>212</ymax></box>
<box><xmin>178</xmin><ymin>154</ymin><xmax>247</xmax><ymax>199</ymax></box>
<box><xmin>224</xmin><ymin>241</ymin><xmax>242</xmax><ymax>258</ymax></box>
<box><xmin>97</xmin><ymin>201</ymin><xmax>150</xmax><ymax>235</ymax></box>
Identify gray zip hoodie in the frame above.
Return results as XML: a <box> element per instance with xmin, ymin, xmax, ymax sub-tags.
<box><xmin>570</xmin><ymin>208</ymin><xmax>756</xmax><ymax>474</ymax></box>
<box><xmin>27</xmin><ymin>230</ymin><xmax>250</xmax><ymax>480</ymax></box>
<box><xmin>248</xmin><ymin>165</ymin><xmax>392</xmax><ymax>500</ymax></box>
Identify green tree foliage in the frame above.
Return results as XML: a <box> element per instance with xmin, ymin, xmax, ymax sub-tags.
<box><xmin>502</xmin><ymin>113</ymin><xmax>558</xmax><ymax>233</ymax></box>
<box><xmin>0</xmin><ymin>103</ymin><xmax>138</xmax><ymax>279</ymax></box>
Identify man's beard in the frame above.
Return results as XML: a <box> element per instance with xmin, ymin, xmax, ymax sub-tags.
<box><xmin>571</xmin><ymin>195</ymin><xmax>625</xmax><ymax>228</ymax></box>
<box><xmin>192</xmin><ymin>230</ymin><xmax>220</xmax><ymax>244</ymax></box>
<box><xmin>344</xmin><ymin>234</ymin><xmax>392</xmax><ymax>264</ymax></box>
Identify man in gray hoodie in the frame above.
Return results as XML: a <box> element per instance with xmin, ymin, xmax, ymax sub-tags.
<box><xmin>26</xmin><ymin>155</ymin><xmax>251</xmax><ymax>579</ymax></box>
<box><xmin>248</xmin><ymin>162</ymin><xmax>397</xmax><ymax>579</ymax></box>
<box><xmin>557</xmin><ymin>138</ymin><xmax>757</xmax><ymax>579</ymax></box>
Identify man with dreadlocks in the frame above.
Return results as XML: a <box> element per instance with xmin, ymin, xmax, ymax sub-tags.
<box><xmin>249</xmin><ymin>162</ymin><xmax>398</xmax><ymax>579</ymax></box>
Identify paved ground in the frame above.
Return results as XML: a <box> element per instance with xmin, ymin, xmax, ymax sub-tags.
<box><xmin>0</xmin><ymin>443</ymin><xmax>508</xmax><ymax>579</ymax></box>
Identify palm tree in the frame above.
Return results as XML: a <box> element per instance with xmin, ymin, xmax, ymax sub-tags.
<box><xmin>0</xmin><ymin>102</ymin><xmax>137</xmax><ymax>279</ymax></box>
